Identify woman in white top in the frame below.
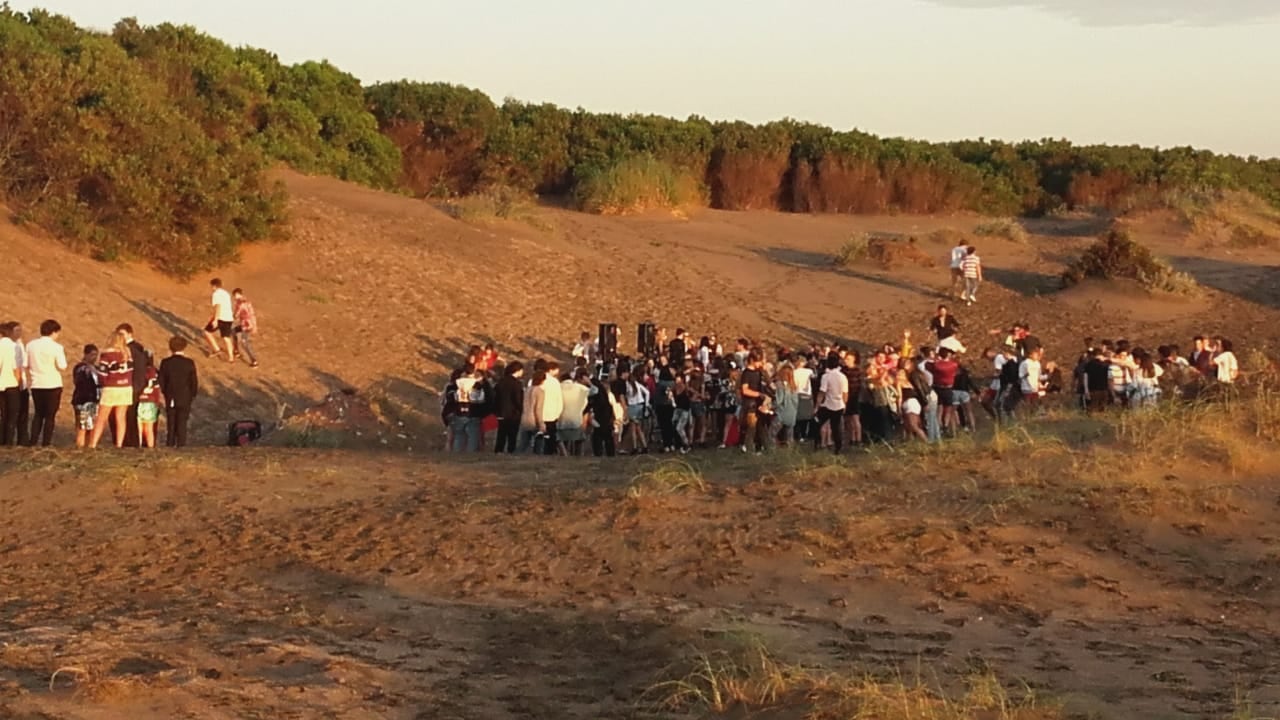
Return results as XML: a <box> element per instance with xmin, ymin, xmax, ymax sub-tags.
<box><xmin>1212</xmin><ymin>339</ymin><xmax>1239</xmax><ymax>385</ymax></box>
<box><xmin>25</xmin><ymin>320</ymin><xmax>68</xmax><ymax>447</ymax></box>
<box><xmin>622</xmin><ymin>365</ymin><xmax>650</xmax><ymax>453</ymax></box>
<box><xmin>1128</xmin><ymin>350</ymin><xmax>1164</xmax><ymax>408</ymax></box>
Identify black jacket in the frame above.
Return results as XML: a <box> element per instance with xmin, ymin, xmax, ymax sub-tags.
<box><xmin>127</xmin><ymin>340</ymin><xmax>148</xmax><ymax>394</ymax></box>
<box><xmin>493</xmin><ymin>375</ymin><xmax>524</xmax><ymax>420</ymax></box>
<box><xmin>158</xmin><ymin>354</ymin><xmax>199</xmax><ymax>408</ymax></box>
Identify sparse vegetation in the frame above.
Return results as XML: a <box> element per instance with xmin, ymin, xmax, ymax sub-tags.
<box><xmin>652</xmin><ymin>640</ymin><xmax>1058</xmax><ymax>719</ymax></box>
<box><xmin>833</xmin><ymin>233</ymin><xmax>871</xmax><ymax>267</ymax></box>
<box><xmin>1062</xmin><ymin>228</ymin><xmax>1200</xmax><ymax>295</ymax></box>
<box><xmin>443</xmin><ymin>186</ymin><xmax>551</xmax><ymax>230</ymax></box>
<box><xmin>627</xmin><ymin>459</ymin><xmax>708</xmax><ymax>498</ymax></box>
<box><xmin>834</xmin><ymin>233</ymin><xmax>935</xmax><ymax>269</ymax></box>
<box><xmin>974</xmin><ymin>218</ymin><xmax>1030</xmax><ymax>244</ymax></box>
<box><xmin>572</xmin><ymin>155</ymin><xmax>705</xmax><ymax>214</ymax></box>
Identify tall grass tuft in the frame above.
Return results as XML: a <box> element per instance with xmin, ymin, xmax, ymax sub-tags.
<box><xmin>973</xmin><ymin>218</ymin><xmax>1030</xmax><ymax>244</ymax></box>
<box><xmin>572</xmin><ymin>155</ymin><xmax>705</xmax><ymax>215</ymax></box>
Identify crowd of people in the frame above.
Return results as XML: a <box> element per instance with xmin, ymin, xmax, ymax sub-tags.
<box><xmin>441</xmin><ymin>308</ymin><xmax>1244</xmax><ymax>457</ymax></box>
<box><xmin>0</xmin><ymin>278</ymin><xmax>260</xmax><ymax>449</ymax></box>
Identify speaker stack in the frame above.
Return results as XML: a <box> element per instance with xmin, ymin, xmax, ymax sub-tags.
<box><xmin>597</xmin><ymin>323</ymin><xmax>618</xmax><ymax>363</ymax></box>
<box><xmin>637</xmin><ymin>323</ymin><xmax>657</xmax><ymax>358</ymax></box>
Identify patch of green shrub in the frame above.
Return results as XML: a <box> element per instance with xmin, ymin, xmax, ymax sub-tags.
<box><xmin>571</xmin><ymin>155</ymin><xmax>705</xmax><ymax>214</ymax></box>
<box><xmin>1062</xmin><ymin>228</ymin><xmax>1200</xmax><ymax>295</ymax></box>
<box><xmin>973</xmin><ymin>218</ymin><xmax>1030</xmax><ymax>244</ymax></box>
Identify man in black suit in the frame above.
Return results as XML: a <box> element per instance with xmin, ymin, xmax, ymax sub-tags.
<box><xmin>111</xmin><ymin>323</ymin><xmax>148</xmax><ymax>447</ymax></box>
<box><xmin>158</xmin><ymin>336</ymin><xmax>199</xmax><ymax>447</ymax></box>
<box><xmin>668</xmin><ymin>328</ymin><xmax>687</xmax><ymax>367</ymax></box>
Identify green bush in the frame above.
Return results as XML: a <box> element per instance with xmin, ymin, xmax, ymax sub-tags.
<box><xmin>833</xmin><ymin>234</ymin><xmax>870</xmax><ymax>267</ymax></box>
<box><xmin>0</xmin><ymin>9</ymin><xmax>285</xmax><ymax>275</ymax></box>
<box><xmin>973</xmin><ymin>218</ymin><xmax>1030</xmax><ymax>244</ymax></box>
<box><xmin>571</xmin><ymin>155</ymin><xmax>705</xmax><ymax>214</ymax></box>
<box><xmin>1063</xmin><ymin>228</ymin><xmax>1199</xmax><ymax>295</ymax></box>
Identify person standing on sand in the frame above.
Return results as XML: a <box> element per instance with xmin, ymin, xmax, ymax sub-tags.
<box><xmin>950</xmin><ymin>238</ymin><xmax>969</xmax><ymax>298</ymax></box>
<box><xmin>25</xmin><ymin>320</ymin><xmax>68</xmax><ymax>447</ymax></box>
<box><xmin>203</xmin><ymin>278</ymin><xmax>236</xmax><ymax>361</ymax></box>
<box><xmin>158</xmin><ymin>336</ymin><xmax>199</xmax><ymax>448</ymax></box>
<box><xmin>0</xmin><ymin>322</ymin><xmax>22</xmax><ymax>446</ymax></box>
<box><xmin>813</xmin><ymin>355</ymin><xmax>849</xmax><ymax>455</ymax></box>
<box><xmin>960</xmin><ymin>246</ymin><xmax>983</xmax><ymax>306</ymax></box>
<box><xmin>136</xmin><ymin>355</ymin><xmax>164</xmax><ymax>448</ymax></box>
<box><xmin>112</xmin><ymin>324</ymin><xmax>148</xmax><ymax>448</ymax></box>
<box><xmin>232</xmin><ymin>288</ymin><xmax>259</xmax><ymax>368</ymax></box>
<box><xmin>493</xmin><ymin>361</ymin><xmax>524</xmax><ymax>454</ymax></box>
<box><xmin>71</xmin><ymin>345</ymin><xmax>101</xmax><ymax>448</ymax></box>
<box><xmin>89</xmin><ymin>329</ymin><xmax>134</xmax><ymax>449</ymax></box>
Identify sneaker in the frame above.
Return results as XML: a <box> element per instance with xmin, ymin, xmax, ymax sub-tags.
<box><xmin>740</xmin><ymin>445</ymin><xmax>748</xmax><ymax>454</ymax></box>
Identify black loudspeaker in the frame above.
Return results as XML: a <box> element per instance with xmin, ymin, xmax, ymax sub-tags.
<box><xmin>598</xmin><ymin>323</ymin><xmax>618</xmax><ymax>363</ymax></box>
<box><xmin>637</xmin><ymin>323</ymin><xmax>657</xmax><ymax>358</ymax></box>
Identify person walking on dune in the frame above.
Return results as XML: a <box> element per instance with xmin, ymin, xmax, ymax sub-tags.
<box><xmin>949</xmin><ymin>238</ymin><xmax>969</xmax><ymax>298</ymax></box>
<box><xmin>203</xmin><ymin>278</ymin><xmax>236</xmax><ymax>362</ymax></box>
<box><xmin>960</xmin><ymin>246</ymin><xmax>983</xmax><ymax>306</ymax></box>
<box><xmin>232</xmin><ymin>288</ymin><xmax>259</xmax><ymax>368</ymax></box>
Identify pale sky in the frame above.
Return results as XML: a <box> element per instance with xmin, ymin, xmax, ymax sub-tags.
<box><xmin>13</xmin><ymin>0</ymin><xmax>1280</xmax><ymax>158</ymax></box>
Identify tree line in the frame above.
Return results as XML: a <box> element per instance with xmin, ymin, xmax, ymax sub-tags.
<box><xmin>2</xmin><ymin>8</ymin><xmax>1278</xmax><ymax>274</ymax></box>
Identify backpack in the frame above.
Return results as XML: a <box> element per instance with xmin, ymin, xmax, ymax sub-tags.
<box><xmin>999</xmin><ymin>358</ymin><xmax>1021</xmax><ymax>390</ymax></box>
<box><xmin>228</xmin><ymin>419</ymin><xmax>262</xmax><ymax>447</ymax></box>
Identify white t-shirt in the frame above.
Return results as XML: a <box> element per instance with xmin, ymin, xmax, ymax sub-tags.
<box><xmin>902</xmin><ymin>397</ymin><xmax>922</xmax><ymax>416</ymax></box>
<box><xmin>793</xmin><ymin>367</ymin><xmax>814</xmax><ymax>397</ymax></box>
<box><xmin>991</xmin><ymin>354</ymin><xmax>1007</xmax><ymax>390</ymax></box>
<box><xmin>939</xmin><ymin>335</ymin><xmax>967</xmax><ymax>355</ymax></box>
<box><xmin>211</xmin><ymin>288</ymin><xmax>234</xmax><ymax>322</ymax></box>
<box><xmin>625</xmin><ymin>382</ymin><xmax>649</xmax><ymax>406</ymax></box>
<box><xmin>540</xmin><ymin>377</ymin><xmax>564</xmax><ymax>422</ymax></box>
<box><xmin>25</xmin><ymin>336</ymin><xmax>67</xmax><ymax>390</ymax></box>
<box><xmin>559</xmin><ymin>380</ymin><xmax>590</xmax><ymax>430</ymax></box>
<box><xmin>818</xmin><ymin>368</ymin><xmax>849</xmax><ymax>411</ymax></box>
<box><xmin>950</xmin><ymin>245</ymin><xmax>968</xmax><ymax>269</ymax></box>
<box><xmin>1019</xmin><ymin>358</ymin><xmax>1041</xmax><ymax>395</ymax></box>
<box><xmin>1214</xmin><ymin>351</ymin><xmax>1238</xmax><ymax>384</ymax></box>
<box><xmin>0</xmin><ymin>338</ymin><xmax>17</xmax><ymax>391</ymax></box>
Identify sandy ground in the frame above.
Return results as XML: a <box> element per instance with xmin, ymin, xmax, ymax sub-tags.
<box><xmin>3</xmin><ymin>173</ymin><xmax>1280</xmax><ymax>719</ymax></box>
<box><xmin>1</xmin><ymin>444</ymin><xmax>1279</xmax><ymax>719</ymax></box>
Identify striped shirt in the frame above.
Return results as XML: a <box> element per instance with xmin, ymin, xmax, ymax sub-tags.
<box><xmin>961</xmin><ymin>255</ymin><xmax>982</xmax><ymax>278</ymax></box>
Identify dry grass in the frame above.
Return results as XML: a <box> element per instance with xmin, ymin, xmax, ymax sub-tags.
<box><xmin>650</xmin><ymin>640</ymin><xmax>1058</xmax><ymax>719</ymax></box>
<box><xmin>444</xmin><ymin>186</ymin><xmax>553</xmax><ymax>231</ymax></box>
<box><xmin>627</xmin><ymin>459</ymin><xmax>708</xmax><ymax>498</ymax></box>
<box><xmin>834</xmin><ymin>233</ymin><xmax>935</xmax><ymax>269</ymax></box>
<box><xmin>973</xmin><ymin>218</ymin><xmax>1030</xmax><ymax>244</ymax></box>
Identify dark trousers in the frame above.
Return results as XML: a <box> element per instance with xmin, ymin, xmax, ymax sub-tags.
<box><xmin>591</xmin><ymin>425</ymin><xmax>616</xmax><ymax>457</ymax></box>
<box><xmin>166</xmin><ymin>405</ymin><xmax>191</xmax><ymax>447</ymax></box>
<box><xmin>494</xmin><ymin>418</ymin><xmax>520</xmax><ymax>454</ymax></box>
<box><xmin>862</xmin><ymin>404</ymin><xmax>892</xmax><ymax>442</ymax></box>
<box><xmin>655</xmin><ymin>405</ymin><xmax>676</xmax><ymax>448</ymax></box>
<box><xmin>813</xmin><ymin>407</ymin><xmax>844</xmax><ymax>453</ymax></box>
<box><xmin>28</xmin><ymin>388</ymin><xmax>62</xmax><ymax>447</ymax></box>
<box><xmin>540</xmin><ymin>421</ymin><xmax>558</xmax><ymax>456</ymax></box>
<box><xmin>0</xmin><ymin>387</ymin><xmax>20</xmax><ymax>446</ymax></box>
<box><xmin>15</xmin><ymin>390</ymin><xmax>29</xmax><ymax>445</ymax></box>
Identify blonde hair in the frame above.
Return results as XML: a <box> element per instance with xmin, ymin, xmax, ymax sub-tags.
<box><xmin>108</xmin><ymin>329</ymin><xmax>129</xmax><ymax>355</ymax></box>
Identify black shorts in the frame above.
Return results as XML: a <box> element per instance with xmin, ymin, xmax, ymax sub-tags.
<box><xmin>205</xmin><ymin>320</ymin><xmax>233</xmax><ymax>338</ymax></box>
<box><xmin>934</xmin><ymin>387</ymin><xmax>955</xmax><ymax>406</ymax></box>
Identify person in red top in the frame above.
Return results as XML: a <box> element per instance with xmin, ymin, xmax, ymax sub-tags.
<box><xmin>927</xmin><ymin>348</ymin><xmax>961</xmax><ymax>436</ymax></box>
<box><xmin>90</xmin><ymin>329</ymin><xmax>134</xmax><ymax>448</ymax></box>
<box><xmin>136</xmin><ymin>357</ymin><xmax>165</xmax><ymax>448</ymax></box>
